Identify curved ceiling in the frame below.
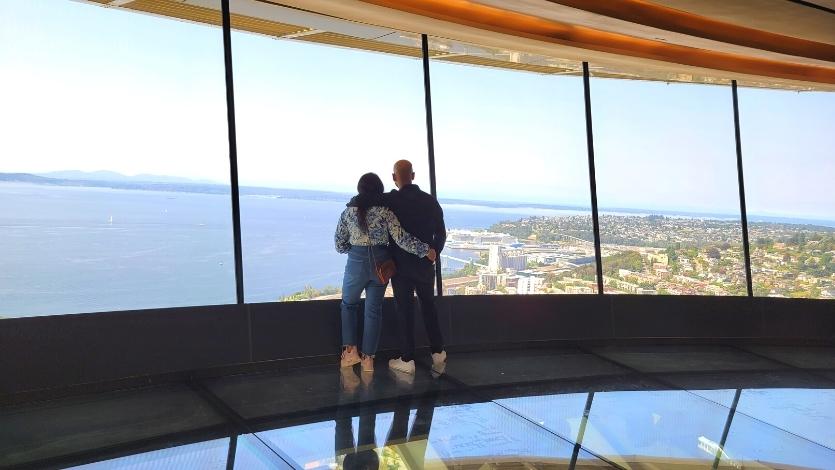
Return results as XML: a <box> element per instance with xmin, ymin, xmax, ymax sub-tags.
<box><xmin>357</xmin><ymin>0</ymin><xmax>835</xmax><ymax>88</ymax></box>
<box><xmin>82</xmin><ymin>0</ymin><xmax>835</xmax><ymax>91</ymax></box>
<box><xmin>649</xmin><ymin>0</ymin><xmax>835</xmax><ymax>45</ymax></box>
<box><xmin>541</xmin><ymin>0</ymin><xmax>835</xmax><ymax>62</ymax></box>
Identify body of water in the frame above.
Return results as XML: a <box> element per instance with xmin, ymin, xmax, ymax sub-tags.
<box><xmin>0</xmin><ymin>184</ymin><xmax>553</xmax><ymax>317</ymax></box>
<box><xmin>1</xmin><ymin>183</ymin><xmax>832</xmax><ymax>318</ymax></box>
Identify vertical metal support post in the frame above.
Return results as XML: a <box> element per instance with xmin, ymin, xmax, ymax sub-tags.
<box><xmin>582</xmin><ymin>63</ymin><xmax>605</xmax><ymax>295</ymax></box>
<box><xmin>568</xmin><ymin>392</ymin><xmax>595</xmax><ymax>469</ymax></box>
<box><xmin>225</xmin><ymin>434</ymin><xmax>238</xmax><ymax>470</ymax></box>
<box><xmin>221</xmin><ymin>0</ymin><xmax>245</xmax><ymax>304</ymax></box>
<box><xmin>421</xmin><ymin>34</ymin><xmax>443</xmax><ymax>296</ymax></box>
<box><xmin>732</xmin><ymin>81</ymin><xmax>754</xmax><ymax>297</ymax></box>
<box><xmin>713</xmin><ymin>388</ymin><xmax>742</xmax><ymax>469</ymax></box>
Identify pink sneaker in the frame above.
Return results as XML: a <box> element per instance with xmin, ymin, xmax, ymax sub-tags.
<box><xmin>340</xmin><ymin>346</ymin><xmax>360</xmax><ymax>368</ymax></box>
<box><xmin>340</xmin><ymin>367</ymin><xmax>360</xmax><ymax>394</ymax></box>
<box><xmin>361</xmin><ymin>354</ymin><xmax>375</xmax><ymax>373</ymax></box>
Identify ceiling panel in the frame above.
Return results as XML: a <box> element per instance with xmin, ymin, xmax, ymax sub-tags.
<box><xmin>650</xmin><ymin>0</ymin><xmax>835</xmax><ymax>45</ymax></box>
<box><xmin>473</xmin><ymin>0</ymin><xmax>834</xmax><ymax>67</ymax></box>
<box><xmin>76</xmin><ymin>0</ymin><xmax>835</xmax><ymax>91</ymax></box>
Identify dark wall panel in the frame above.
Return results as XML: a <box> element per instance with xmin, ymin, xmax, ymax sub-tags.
<box><xmin>610</xmin><ymin>295</ymin><xmax>760</xmax><ymax>338</ymax></box>
<box><xmin>2</xmin><ymin>295</ymin><xmax>834</xmax><ymax>397</ymax></box>
<box><xmin>0</xmin><ymin>304</ymin><xmax>248</xmax><ymax>395</ymax></box>
<box><xmin>444</xmin><ymin>294</ymin><xmax>613</xmax><ymax>345</ymax></box>
<box><xmin>249</xmin><ymin>298</ymin><xmax>443</xmax><ymax>361</ymax></box>
<box><xmin>759</xmin><ymin>297</ymin><xmax>835</xmax><ymax>339</ymax></box>
<box><xmin>250</xmin><ymin>300</ymin><xmax>341</xmax><ymax>361</ymax></box>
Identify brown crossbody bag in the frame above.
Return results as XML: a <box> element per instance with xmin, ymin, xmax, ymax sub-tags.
<box><xmin>368</xmin><ymin>245</ymin><xmax>396</xmax><ymax>284</ymax></box>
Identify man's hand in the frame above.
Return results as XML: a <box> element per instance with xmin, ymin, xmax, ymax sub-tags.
<box><xmin>426</xmin><ymin>248</ymin><xmax>437</xmax><ymax>263</ymax></box>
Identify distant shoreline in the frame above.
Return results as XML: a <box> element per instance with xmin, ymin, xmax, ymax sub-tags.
<box><xmin>2</xmin><ymin>173</ymin><xmax>833</xmax><ymax>229</ymax></box>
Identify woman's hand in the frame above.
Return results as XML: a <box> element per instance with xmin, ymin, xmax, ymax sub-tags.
<box><xmin>426</xmin><ymin>248</ymin><xmax>437</xmax><ymax>263</ymax></box>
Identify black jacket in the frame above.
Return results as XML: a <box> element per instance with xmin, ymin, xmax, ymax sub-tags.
<box><xmin>385</xmin><ymin>184</ymin><xmax>446</xmax><ymax>281</ymax></box>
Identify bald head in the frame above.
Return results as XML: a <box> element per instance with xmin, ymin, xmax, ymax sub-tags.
<box><xmin>392</xmin><ymin>159</ymin><xmax>415</xmax><ymax>189</ymax></box>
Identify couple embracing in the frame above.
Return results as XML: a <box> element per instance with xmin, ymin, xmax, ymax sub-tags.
<box><xmin>334</xmin><ymin>160</ymin><xmax>447</xmax><ymax>375</ymax></box>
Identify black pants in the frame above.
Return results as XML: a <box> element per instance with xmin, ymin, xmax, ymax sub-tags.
<box><xmin>385</xmin><ymin>393</ymin><xmax>437</xmax><ymax>467</ymax></box>
<box><xmin>392</xmin><ymin>272</ymin><xmax>444</xmax><ymax>362</ymax></box>
<box><xmin>335</xmin><ymin>404</ymin><xmax>378</xmax><ymax>469</ymax></box>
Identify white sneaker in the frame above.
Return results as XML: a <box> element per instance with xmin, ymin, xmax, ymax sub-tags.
<box><xmin>389</xmin><ymin>368</ymin><xmax>415</xmax><ymax>387</ymax></box>
<box><xmin>431</xmin><ymin>351</ymin><xmax>447</xmax><ymax>369</ymax></box>
<box><xmin>388</xmin><ymin>357</ymin><xmax>415</xmax><ymax>375</ymax></box>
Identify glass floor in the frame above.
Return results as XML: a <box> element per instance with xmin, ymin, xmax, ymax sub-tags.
<box><xmin>2</xmin><ymin>344</ymin><xmax>835</xmax><ymax>469</ymax></box>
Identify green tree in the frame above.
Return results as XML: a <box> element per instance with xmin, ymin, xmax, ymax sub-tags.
<box><xmin>755</xmin><ymin>237</ymin><xmax>774</xmax><ymax>249</ymax></box>
<box><xmin>449</xmin><ymin>261</ymin><xmax>479</xmax><ymax>278</ymax></box>
<box><xmin>665</xmin><ymin>246</ymin><xmax>679</xmax><ymax>262</ymax></box>
<box><xmin>282</xmin><ymin>285</ymin><xmax>340</xmax><ymax>301</ymax></box>
<box><xmin>574</xmin><ymin>251</ymin><xmax>643</xmax><ymax>278</ymax></box>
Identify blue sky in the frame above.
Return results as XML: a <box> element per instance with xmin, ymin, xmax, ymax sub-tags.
<box><xmin>0</xmin><ymin>0</ymin><xmax>833</xmax><ymax>219</ymax></box>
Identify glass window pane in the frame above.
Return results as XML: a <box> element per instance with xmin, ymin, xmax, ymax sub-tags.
<box><xmin>585</xmin><ymin>389</ymin><xmax>835</xmax><ymax>468</ymax></box>
<box><xmin>0</xmin><ymin>0</ymin><xmax>234</xmax><ymax>317</ymax></box>
<box><xmin>495</xmin><ymin>392</ymin><xmax>592</xmax><ymax>442</ymax></box>
<box><xmin>254</xmin><ymin>400</ymin><xmax>603</xmax><ymax>467</ymax></box>
<box><xmin>734</xmin><ymin>388</ymin><xmax>835</xmax><ymax>449</ymax></box>
<box><xmin>230</xmin><ymin>0</ymin><xmax>428</xmax><ymax>303</ymax></box>
<box><xmin>69</xmin><ymin>438</ymin><xmax>230</xmax><ymax>469</ymax></box>
<box><xmin>739</xmin><ymin>88</ymin><xmax>835</xmax><ymax>299</ymax></box>
<box><xmin>592</xmin><ymin>79</ymin><xmax>747</xmax><ymax>296</ymax></box>
<box><xmin>234</xmin><ymin>434</ymin><xmax>294</xmax><ymax>470</ymax></box>
<box><xmin>430</xmin><ymin>38</ymin><xmax>597</xmax><ymax>296</ymax></box>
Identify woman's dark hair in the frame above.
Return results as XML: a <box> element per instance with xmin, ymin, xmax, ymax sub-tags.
<box><xmin>356</xmin><ymin>172</ymin><xmax>384</xmax><ymax>233</ymax></box>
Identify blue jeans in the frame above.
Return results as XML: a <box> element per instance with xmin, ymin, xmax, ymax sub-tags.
<box><xmin>341</xmin><ymin>245</ymin><xmax>389</xmax><ymax>356</ymax></box>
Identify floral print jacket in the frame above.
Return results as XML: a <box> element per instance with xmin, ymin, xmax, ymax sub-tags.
<box><xmin>334</xmin><ymin>206</ymin><xmax>429</xmax><ymax>258</ymax></box>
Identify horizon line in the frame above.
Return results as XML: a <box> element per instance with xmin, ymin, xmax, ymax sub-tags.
<box><xmin>2</xmin><ymin>171</ymin><xmax>833</xmax><ymax>225</ymax></box>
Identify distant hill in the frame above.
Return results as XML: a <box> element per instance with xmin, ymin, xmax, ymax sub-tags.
<box><xmin>3</xmin><ymin>172</ymin><xmax>833</xmax><ymax>228</ymax></box>
<box><xmin>0</xmin><ymin>173</ymin><xmax>54</xmax><ymax>184</ymax></box>
<box><xmin>0</xmin><ymin>172</ymin><xmax>231</xmax><ymax>195</ymax></box>
<box><xmin>0</xmin><ymin>172</ymin><xmax>353</xmax><ymax>201</ymax></box>
<box><xmin>38</xmin><ymin>170</ymin><xmax>219</xmax><ymax>185</ymax></box>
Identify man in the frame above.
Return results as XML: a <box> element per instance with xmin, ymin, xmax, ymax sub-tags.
<box><xmin>386</xmin><ymin>160</ymin><xmax>447</xmax><ymax>375</ymax></box>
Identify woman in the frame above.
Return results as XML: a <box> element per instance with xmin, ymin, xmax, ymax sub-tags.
<box><xmin>335</xmin><ymin>173</ymin><xmax>436</xmax><ymax>372</ymax></box>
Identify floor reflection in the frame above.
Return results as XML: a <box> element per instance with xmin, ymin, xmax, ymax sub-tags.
<box><xmin>498</xmin><ymin>386</ymin><xmax>835</xmax><ymax>470</ymax></box>
<box><xmin>232</xmin><ymin>434</ymin><xmax>294</xmax><ymax>470</ymax></box>
<box><xmin>5</xmin><ymin>346</ymin><xmax>835</xmax><ymax>470</ymax></box>
<box><xmin>256</xmin><ymin>391</ymin><xmax>607</xmax><ymax>469</ymax></box>
<box><xmin>334</xmin><ymin>393</ymin><xmax>434</xmax><ymax>470</ymax></box>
